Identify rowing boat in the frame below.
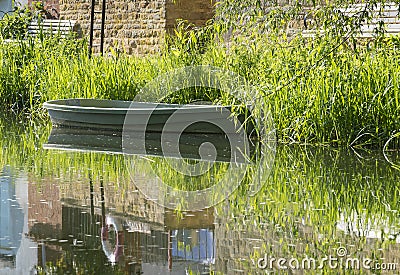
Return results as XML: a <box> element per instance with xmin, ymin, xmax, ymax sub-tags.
<box><xmin>43</xmin><ymin>99</ymin><xmax>253</xmax><ymax>134</ymax></box>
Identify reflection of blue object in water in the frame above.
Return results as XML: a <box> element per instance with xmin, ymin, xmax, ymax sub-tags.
<box><xmin>171</xmin><ymin>229</ymin><xmax>214</xmax><ymax>264</ymax></box>
<box><xmin>0</xmin><ymin>167</ymin><xmax>24</xmax><ymax>260</ymax></box>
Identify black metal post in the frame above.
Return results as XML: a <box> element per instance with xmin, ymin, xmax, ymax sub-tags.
<box><xmin>89</xmin><ymin>0</ymin><xmax>95</xmax><ymax>58</ymax></box>
<box><xmin>89</xmin><ymin>171</ymin><xmax>94</xmax><ymax>216</ymax></box>
<box><xmin>100</xmin><ymin>175</ymin><xmax>106</xmax><ymax>232</ymax></box>
<box><xmin>100</xmin><ymin>0</ymin><xmax>106</xmax><ymax>55</ymax></box>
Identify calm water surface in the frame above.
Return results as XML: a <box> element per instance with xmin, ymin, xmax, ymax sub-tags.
<box><xmin>0</xmin><ymin>119</ymin><xmax>399</xmax><ymax>274</ymax></box>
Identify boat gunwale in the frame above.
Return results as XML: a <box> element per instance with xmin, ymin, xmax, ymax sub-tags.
<box><xmin>43</xmin><ymin>99</ymin><xmax>234</xmax><ymax>114</ymax></box>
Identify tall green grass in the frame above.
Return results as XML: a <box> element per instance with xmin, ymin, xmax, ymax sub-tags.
<box><xmin>0</xmin><ymin>23</ymin><xmax>399</xmax><ymax>147</ymax></box>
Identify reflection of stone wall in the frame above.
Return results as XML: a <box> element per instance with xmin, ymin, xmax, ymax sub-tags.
<box><xmin>35</xmin><ymin>171</ymin><xmax>216</xmax><ymax>230</ymax></box>
<box><xmin>104</xmin><ymin>180</ymin><xmax>165</xmax><ymax>225</ymax></box>
<box><xmin>58</xmin><ymin>174</ymin><xmax>166</xmax><ymax>225</ymax></box>
<box><xmin>214</xmin><ymin>219</ymin><xmax>269</xmax><ymax>273</ymax></box>
<box><xmin>28</xmin><ymin>176</ymin><xmax>62</xmax><ymax>238</ymax></box>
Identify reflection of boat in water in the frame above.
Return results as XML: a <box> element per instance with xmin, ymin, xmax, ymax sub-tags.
<box><xmin>43</xmin><ymin>99</ymin><xmax>254</xmax><ymax>134</ymax></box>
<box><xmin>44</xmin><ymin>127</ymin><xmax>258</xmax><ymax>163</ymax></box>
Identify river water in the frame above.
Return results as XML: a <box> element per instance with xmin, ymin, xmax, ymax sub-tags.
<box><xmin>0</xmin><ymin>119</ymin><xmax>399</xmax><ymax>274</ymax></box>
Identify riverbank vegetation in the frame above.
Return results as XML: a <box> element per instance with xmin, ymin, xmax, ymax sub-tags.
<box><xmin>0</xmin><ymin>1</ymin><xmax>399</xmax><ymax>148</ymax></box>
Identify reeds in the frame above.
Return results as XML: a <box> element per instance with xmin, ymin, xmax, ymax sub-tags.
<box><xmin>0</xmin><ymin>23</ymin><xmax>399</xmax><ymax>147</ymax></box>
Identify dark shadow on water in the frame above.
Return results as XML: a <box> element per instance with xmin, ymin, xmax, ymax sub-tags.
<box><xmin>44</xmin><ymin>126</ymin><xmax>259</xmax><ymax>164</ymax></box>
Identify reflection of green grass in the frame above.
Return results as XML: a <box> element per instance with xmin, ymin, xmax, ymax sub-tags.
<box><xmin>36</xmin><ymin>248</ymin><xmax>125</xmax><ymax>275</ymax></box>
<box><xmin>2</xmin><ymin>117</ymin><xmax>398</xmax><ymax>227</ymax></box>
<box><xmin>225</xmin><ymin>145</ymin><xmax>400</xmax><ymax>272</ymax></box>
<box><xmin>149</xmin><ymin>157</ymin><xmax>230</xmax><ymax>191</ymax></box>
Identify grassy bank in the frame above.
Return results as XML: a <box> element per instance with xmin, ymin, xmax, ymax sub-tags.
<box><xmin>0</xmin><ymin>26</ymin><xmax>399</xmax><ymax>147</ymax></box>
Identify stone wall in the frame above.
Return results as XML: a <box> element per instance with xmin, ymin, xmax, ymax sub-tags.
<box><xmin>165</xmin><ymin>0</ymin><xmax>215</xmax><ymax>32</ymax></box>
<box><xmin>60</xmin><ymin>0</ymin><xmax>167</xmax><ymax>55</ymax></box>
<box><xmin>56</xmin><ymin>0</ymin><xmax>214</xmax><ymax>55</ymax></box>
